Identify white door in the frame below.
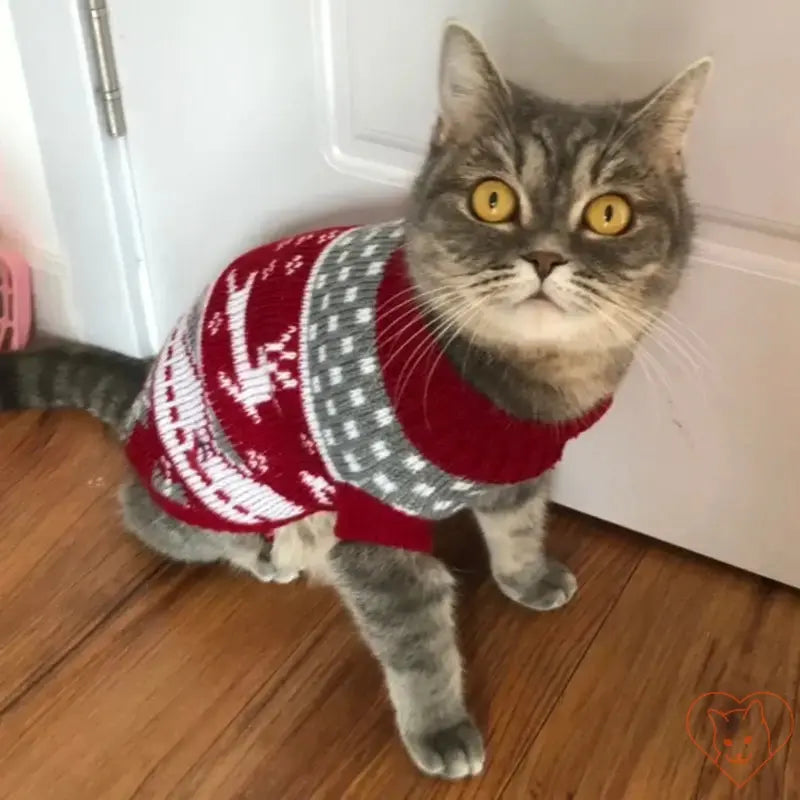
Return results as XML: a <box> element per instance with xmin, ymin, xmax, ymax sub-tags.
<box><xmin>106</xmin><ymin>0</ymin><xmax>414</xmax><ymax>339</ymax></box>
<box><xmin>36</xmin><ymin>2</ymin><xmax>800</xmax><ymax>584</ymax></box>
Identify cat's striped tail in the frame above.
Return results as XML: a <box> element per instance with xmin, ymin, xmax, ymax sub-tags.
<box><xmin>0</xmin><ymin>345</ymin><xmax>150</xmax><ymax>434</ymax></box>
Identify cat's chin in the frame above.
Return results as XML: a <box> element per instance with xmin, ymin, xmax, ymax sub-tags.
<box><xmin>479</xmin><ymin>300</ymin><xmax>600</xmax><ymax>350</ymax></box>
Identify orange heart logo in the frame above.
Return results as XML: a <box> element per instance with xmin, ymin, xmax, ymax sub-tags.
<box><xmin>685</xmin><ymin>692</ymin><xmax>795</xmax><ymax>788</ymax></box>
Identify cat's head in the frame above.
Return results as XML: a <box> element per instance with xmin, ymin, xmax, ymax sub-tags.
<box><xmin>406</xmin><ymin>23</ymin><xmax>711</xmax><ymax>354</ymax></box>
<box><xmin>708</xmin><ymin>700</ymin><xmax>772</xmax><ymax>766</ymax></box>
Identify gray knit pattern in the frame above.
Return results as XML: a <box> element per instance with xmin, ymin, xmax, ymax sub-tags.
<box><xmin>300</xmin><ymin>221</ymin><xmax>485</xmax><ymax>519</ymax></box>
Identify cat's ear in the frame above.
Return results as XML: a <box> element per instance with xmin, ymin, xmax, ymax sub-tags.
<box><xmin>707</xmin><ymin>708</ymin><xmax>726</xmax><ymax>728</ymax></box>
<box><xmin>629</xmin><ymin>58</ymin><xmax>713</xmax><ymax>171</ymax></box>
<box><xmin>437</xmin><ymin>22</ymin><xmax>510</xmax><ymax>144</ymax></box>
<box><xmin>743</xmin><ymin>699</ymin><xmax>767</xmax><ymax>723</ymax></box>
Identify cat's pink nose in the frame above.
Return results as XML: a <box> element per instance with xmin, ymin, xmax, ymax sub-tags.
<box><xmin>526</xmin><ymin>251</ymin><xmax>567</xmax><ymax>280</ymax></box>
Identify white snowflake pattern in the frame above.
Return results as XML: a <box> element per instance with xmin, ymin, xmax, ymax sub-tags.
<box><xmin>300</xmin><ymin>470</ymin><xmax>336</xmax><ymax>505</ymax></box>
<box><xmin>260</xmin><ymin>259</ymin><xmax>279</xmax><ymax>280</ymax></box>
<box><xmin>207</xmin><ymin>311</ymin><xmax>224</xmax><ymax>336</ymax></box>
<box><xmin>274</xmin><ymin>229</ymin><xmax>340</xmax><ymax>256</ymax></box>
<box><xmin>260</xmin><ymin>324</ymin><xmax>299</xmax><ymax>391</ymax></box>
<box><xmin>300</xmin><ymin>433</ymin><xmax>317</xmax><ymax>455</ymax></box>
<box><xmin>284</xmin><ymin>254</ymin><xmax>304</xmax><ymax>275</ymax></box>
<box><xmin>245</xmin><ymin>449</ymin><xmax>270</xmax><ymax>474</ymax></box>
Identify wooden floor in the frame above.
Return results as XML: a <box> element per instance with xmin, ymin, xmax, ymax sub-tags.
<box><xmin>1</xmin><ymin>411</ymin><xmax>798</xmax><ymax>799</ymax></box>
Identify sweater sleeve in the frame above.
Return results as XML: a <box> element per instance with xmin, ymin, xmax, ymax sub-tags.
<box><xmin>335</xmin><ymin>483</ymin><xmax>434</xmax><ymax>553</ymax></box>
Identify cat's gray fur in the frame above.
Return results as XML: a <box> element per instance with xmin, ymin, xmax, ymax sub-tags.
<box><xmin>0</xmin><ymin>343</ymin><xmax>149</xmax><ymax>428</ymax></box>
<box><xmin>0</xmin><ymin>24</ymin><xmax>710</xmax><ymax>780</ymax></box>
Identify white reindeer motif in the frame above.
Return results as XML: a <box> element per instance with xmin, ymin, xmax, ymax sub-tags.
<box><xmin>151</xmin><ymin>318</ymin><xmax>303</xmax><ymax>525</ymax></box>
<box><xmin>218</xmin><ymin>271</ymin><xmax>298</xmax><ymax>422</ymax></box>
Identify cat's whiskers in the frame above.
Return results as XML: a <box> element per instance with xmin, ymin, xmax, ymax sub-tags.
<box><xmin>381</xmin><ymin>272</ymin><xmax>483</xmax><ymax>325</ymax></box>
<box><xmin>605</xmin><ymin>293</ymin><xmax>711</xmax><ymax>372</ymax></box>
<box><xmin>376</xmin><ymin>284</ymin><xmax>463</xmax><ymax>337</ymax></box>
<box><xmin>573</xmin><ymin>277</ymin><xmax>708</xmax><ymax>378</ymax></box>
<box><xmin>564</xmin><ymin>288</ymin><xmax>669</xmax><ymax>391</ymax></box>
<box><xmin>399</xmin><ymin>283</ymin><xmax>490</xmax><ymax>401</ymax></box>
<box><xmin>588</xmin><ymin>297</ymin><xmax>682</xmax><ymax>401</ymax></box>
<box><xmin>379</xmin><ymin>286</ymin><xmax>467</xmax><ymax>375</ymax></box>
<box><xmin>616</xmin><ymin>302</ymin><xmax>709</xmax><ymax>380</ymax></box>
<box><xmin>460</xmin><ymin>298</ymin><xmax>495</xmax><ymax>396</ymax></box>
<box><xmin>586</xmin><ymin>279</ymin><xmax>708</xmax><ymax>359</ymax></box>
<box><xmin>420</xmin><ymin>297</ymin><xmax>489</xmax><ymax>425</ymax></box>
<box><xmin>565</xmin><ymin>285</ymin><xmax>674</xmax><ymax>407</ymax></box>
<box><xmin>657</xmin><ymin>307</ymin><xmax>713</xmax><ymax>362</ymax></box>
<box><xmin>593</xmin><ymin>103</ymin><xmax>624</xmax><ymax>170</ymax></box>
<box><xmin>394</xmin><ymin>297</ymin><xmax>481</xmax><ymax>407</ymax></box>
<box><xmin>378</xmin><ymin>282</ymin><xmax>466</xmax><ymax>344</ymax></box>
<box><xmin>392</xmin><ymin>319</ymin><xmax>455</xmax><ymax>409</ymax></box>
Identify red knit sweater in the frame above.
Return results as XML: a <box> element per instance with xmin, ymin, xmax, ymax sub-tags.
<box><xmin>124</xmin><ymin>223</ymin><xmax>610</xmax><ymax>552</ymax></box>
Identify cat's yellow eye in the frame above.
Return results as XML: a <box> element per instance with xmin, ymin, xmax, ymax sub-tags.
<box><xmin>583</xmin><ymin>194</ymin><xmax>632</xmax><ymax>236</ymax></box>
<box><xmin>470</xmin><ymin>179</ymin><xmax>518</xmax><ymax>224</ymax></box>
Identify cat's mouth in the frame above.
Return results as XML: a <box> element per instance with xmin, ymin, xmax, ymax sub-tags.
<box><xmin>520</xmin><ymin>290</ymin><xmax>565</xmax><ymax>311</ymax></box>
<box><xmin>725</xmin><ymin>754</ymin><xmax>751</xmax><ymax>765</ymax></box>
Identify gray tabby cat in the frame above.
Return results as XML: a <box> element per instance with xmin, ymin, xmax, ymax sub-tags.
<box><xmin>0</xmin><ymin>24</ymin><xmax>709</xmax><ymax>780</ymax></box>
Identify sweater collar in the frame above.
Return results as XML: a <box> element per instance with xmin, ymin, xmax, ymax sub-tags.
<box><xmin>374</xmin><ymin>248</ymin><xmax>611</xmax><ymax>484</ymax></box>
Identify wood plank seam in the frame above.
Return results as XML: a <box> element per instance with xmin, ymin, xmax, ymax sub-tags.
<box><xmin>125</xmin><ymin>605</ymin><xmax>342</xmax><ymax>800</ymax></box>
<box><xmin>0</xmin><ymin>560</ymin><xmax>169</xmax><ymax>719</ymax></box>
<box><xmin>494</xmin><ymin>544</ymin><xmax>649</xmax><ymax>798</ymax></box>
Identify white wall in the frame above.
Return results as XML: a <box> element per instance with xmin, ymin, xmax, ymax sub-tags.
<box><xmin>0</xmin><ymin>0</ymin><xmax>75</xmax><ymax>339</ymax></box>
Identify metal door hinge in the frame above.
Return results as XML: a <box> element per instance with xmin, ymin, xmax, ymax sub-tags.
<box><xmin>87</xmin><ymin>0</ymin><xmax>126</xmax><ymax>138</ymax></box>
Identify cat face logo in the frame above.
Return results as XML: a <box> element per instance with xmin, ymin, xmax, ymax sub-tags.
<box><xmin>686</xmin><ymin>692</ymin><xmax>795</xmax><ymax>788</ymax></box>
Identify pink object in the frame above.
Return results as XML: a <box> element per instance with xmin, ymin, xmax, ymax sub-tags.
<box><xmin>0</xmin><ymin>249</ymin><xmax>32</xmax><ymax>351</ymax></box>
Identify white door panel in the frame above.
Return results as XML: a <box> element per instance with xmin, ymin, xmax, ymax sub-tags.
<box><xmin>109</xmin><ymin>0</ymin><xmax>405</xmax><ymax>336</ymax></box>
<box><xmin>553</xmin><ymin>241</ymin><xmax>800</xmax><ymax>587</ymax></box>
<box><xmin>107</xmin><ymin>0</ymin><xmax>800</xmax><ymax>585</ymax></box>
<box><xmin>322</xmin><ymin>0</ymin><xmax>800</xmax><ymax>229</ymax></box>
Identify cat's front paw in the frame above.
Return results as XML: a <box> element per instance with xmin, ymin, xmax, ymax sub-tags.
<box><xmin>250</xmin><ymin>559</ymin><xmax>300</xmax><ymax>584</ymax></box>
<box><xmin>402</xmin><ymin>718</ymin><xmax>485</xmax><ymax>780</ymax></box>
<box><xmin>234</xmin><ymin>542</ymin><xmax>300</xmax><ymax>584</ymax></box>
<box><xmin>495</xmin><ymin>558</ymin><xmax>577</xmax><ymax>611</ymax></box>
